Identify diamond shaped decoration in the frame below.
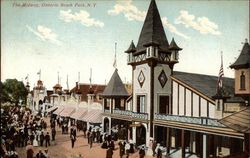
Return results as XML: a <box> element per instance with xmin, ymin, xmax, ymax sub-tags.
<box><xmin>158</xmin><ymin>70</ymin><xmax>168</xmax><ymax>88</ymax></box>
<box><xmin>138</xmin><ymin>70</ymin><xmax>145</xmax><ymax>87</ymax></box>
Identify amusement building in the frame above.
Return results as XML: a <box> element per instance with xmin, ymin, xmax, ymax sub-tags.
<box><xmin>24</xmin><ymin>0</ymin><xmax>249</xmax><ymax>157</ymax></box>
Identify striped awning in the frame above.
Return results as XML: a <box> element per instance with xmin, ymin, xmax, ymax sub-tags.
<box><xmin>59</xmin><ymin>107</ymin><xmax>76</xmax><ymax>117</ymax></box>
<box><xmin>46</xmin><ymin>106</ymin><xmax>58</xmax><ymax>113</ymax></box>
<box><xmin>53</xmin><ymin>106</ymin><xmax>64</xmax><ymax>115</ymax></box>
<box><xmin>70</xmin><ymin>108</ymin><xmax>88</xmax><ymax>120</ymax></box>
<box><xmin>80</xmin><ymin>109</ymin><xmax>102</xmax><ymax>124</ymax></box>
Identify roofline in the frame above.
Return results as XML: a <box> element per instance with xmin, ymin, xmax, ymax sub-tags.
<box><xmin>171</xmin><ymin>76</ymin><xmax>215</xmax><ymax>104</ymax></box>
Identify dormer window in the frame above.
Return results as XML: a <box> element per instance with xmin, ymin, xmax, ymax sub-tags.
<box><xmin>240</xmin><ymin>71</ymin><xmax>246</xmax><ymax>90</ymax></box>
<box><xmin>146</xmin><ymin>46</ymin><xmax>158</xmax><ymax>58</ymax></box>
<box><xmin>171</xmin><ymin>50</ymin><xmax>179</xmax><ymax>61</ymax></box>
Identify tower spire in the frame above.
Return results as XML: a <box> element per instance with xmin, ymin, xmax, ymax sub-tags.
<box><xmin>136</xmin><ymin>0</ymin><xmax>169</xmax><ymax>52</ymax></box>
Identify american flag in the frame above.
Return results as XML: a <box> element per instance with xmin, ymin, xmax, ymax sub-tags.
<box><xmin>217</xmin><ymin>52</ymin><xmax>224</xmax><ymax>93</ymax></box>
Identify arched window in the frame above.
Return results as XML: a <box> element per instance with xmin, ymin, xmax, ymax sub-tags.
<box><xmin>240</xmin><ymin>71</ymin><xmax>245</xmax><ymax>90</ymax></box>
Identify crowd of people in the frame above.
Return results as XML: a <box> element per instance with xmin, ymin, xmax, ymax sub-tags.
<box><xmin>0</xmin><ymin>106</ymin><xmax>52</xmax><ymax>158</ymax></box>
<box><xmin>1</xmin><ymin>106</ymin><xmax>164</xmax><ymax>158</ymax></box>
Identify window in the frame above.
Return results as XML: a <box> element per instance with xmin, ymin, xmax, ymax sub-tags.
<box><xmin>240</xmin><ymin>71</ymin><xmax>246</xmax><ymax>90</ymax></box>
<box><xmin>159</xmin><ymin>96</ymin><xmax>169</xmax><ymax>114</ymax></box>
<box><xmin>137</xmin><ymin>95</ymin><xmax>146</xmax><ymax>113</ymax></box>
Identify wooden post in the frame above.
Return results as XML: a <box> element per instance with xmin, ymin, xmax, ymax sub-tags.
<box><xmin>244</xmin><ymin>133</ymin><xmax>250</xmax><ymax>156</ymax></box>
<box><xmin>166</xmin><ymin>127</ymin><xmax>170</xmax><ymax>154</ymax></box>
<box><xmin>181</xmin><ymin>129</ymin><xmax>185</xmax><ymax>158</ymax></box>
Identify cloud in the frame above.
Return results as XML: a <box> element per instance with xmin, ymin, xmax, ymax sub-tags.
<box><xmin>26</xmin><ymin>25</ymin><xmax>61</xmax><ymax>45</ymax></box>
<box><xmin>108</xmin><ymin>1</ymin><xmax>188</xmax><ymax>40</ymax></box>
<box><xmin>108</xmin><ymin>0</ymin><xmax>146</xmax><ymax>21</ymax></box>
<box><xmin>175</xmin><ymin>10</ymin><xmax>221</xmax><ymax>35</ymax></box>
<box><xmin>60</xmin><ymin>10</ymin><xmax>104</xmax><ymax>27</ymax></box>
<box><xmin>161</xmin><ymin>17</ymin><xmax>190</xmax><ymax>39</ymax></box>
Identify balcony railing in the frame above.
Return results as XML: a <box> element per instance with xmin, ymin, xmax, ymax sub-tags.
<box><xmin>104</xmin><ymin>109</ymin><xmax>110</xmax><ymax>114</ymax></box>
<box><xmin>154</xmin><ymin>113</ymin><xmax>225</xmax><ymax>128</ymax></box>
<box><xmin>104</xmin><ymin>109</ymin><xmax>148</xmax><ymax>120</ymax></box>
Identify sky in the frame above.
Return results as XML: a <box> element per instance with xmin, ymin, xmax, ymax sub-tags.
<box><xmin>1</xmin><ymin>0</ymin><xmax>249</xmax><ymax>90</ymax></box>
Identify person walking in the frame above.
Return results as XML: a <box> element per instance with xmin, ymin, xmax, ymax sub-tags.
<box><xmin>139</xmin><ymin>145</ymin><xmax>146</xmax><ymax>158</ymax></box>
<box><xmin>71</xmin><ymin>134</ymin><xmax>76</xmax><ymax>148</ymax></box>
<box><xmin>39</xmin><ymin>132</ymin><xmax>44</xmax><ymax>146</ymax></box>
<box><xmin>118</xmin><ymin>141</ymin><xmax>125</xmax><ymax>158</ymax></box>
<box><xmin>106</xmin><ymin>147</ymin><xmax>113</xmax><ymax>158</ymax></box>
<box><xmin>45</xmin><ymin>132</ymin><xmax>50</xmax><ymax>147</ymax></box>
<box><xmin>89</xmin><ymin>133</ymin><xmax>93</xmax><ymax>148</ymax></box>
<box><xmin>125</xmin><ymin>142</ymin><xmax>130</xmax><ymax>158</ymax></box>
<box><xmin>51</xmin><ymin>127</ymin><xmax>56</xmax><ymax>141</ymax></box>
<box><xmin>36</xmin><ymin>150</ymin><xmax>45</xmax><ymax>158</ymax></box>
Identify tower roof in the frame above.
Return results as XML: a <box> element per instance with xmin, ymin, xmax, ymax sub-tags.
<box><xmin>230</xmin><ymin>39</ymin><xmax>250</xmax><ymax>69</ymax></box>
<box><xmin>101</xmin><ymin>69</ymin><xmax>129</xmax><ymax>97</ymax></box>
<box><xmin>136</xmin><ymin>0</ymin><xmax>169</xmax><ymax>53</ymax></box>
<box><xmin>169</xmin><ymin>38</ymin><xmax>182</xmax><ymax>51</ymax></box>
<box><xmin>125</xmin><ymin>40</ymin><xmax>136</xmax><ymax>53</ymax></box>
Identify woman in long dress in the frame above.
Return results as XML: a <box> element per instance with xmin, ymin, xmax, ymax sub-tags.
<box><xmin>33</xmin><ymin>131</ymin><xmax>38</xmax><ymax>147</ymax></box>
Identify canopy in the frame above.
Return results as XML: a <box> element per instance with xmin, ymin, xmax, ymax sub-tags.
<box><xmin>59</xmin><ymin>107</ymin><xmax>76</xmax><ymax>117</ymax></box>
<box><xmin>81</xmin><ymin>109</ymin><xmax>102</xmax><ymax>124</ymax></box>
<box><xmin>53</xmin><ymin>106</ymin><xmax>64</xmax><ymax>115</ymax></box>
<box><xmin>219</xmin><ymin>107</ymin><xmax>250</xmax><ymax>133</ymax></box>
<box><xmin>46</xmin><ymin>106</ymin><xmax>58</xmax><ymax>113</ymax></box>
<box><xmin>70</xmin><ymin>108</ymin><xmax>88</xmax><ymax>120</ymax></box>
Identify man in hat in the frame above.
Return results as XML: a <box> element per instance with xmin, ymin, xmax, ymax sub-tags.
<box><xmin>45</xmin><ymin>132</ymin><xmax>50</xmax><ymax>147</ymax></box>
<box><xmin>40</xmin><ymin>132</ymin><xmax>44</xmax><ymax>146</ymax></box>
<box><xmin>139</xmin><ymin>145</ymin><xmax>146</xmax><ymax>158</ymax></box>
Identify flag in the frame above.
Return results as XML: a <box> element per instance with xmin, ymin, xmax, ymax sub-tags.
<box><xmin>217</xmin><ymin>52</ymin><xmax>224</xmax><ymax>94</ymax></box>
<box><xmin>37</xmin><ymin>70</ymin><xmax>41</xmax><ymax>75</ymax></box>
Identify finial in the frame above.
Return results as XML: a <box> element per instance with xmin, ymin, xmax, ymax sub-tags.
<box><xmin>245</xmin><ymin>38</ymin><xmax>248</xmax><ymax>43</ymax></box>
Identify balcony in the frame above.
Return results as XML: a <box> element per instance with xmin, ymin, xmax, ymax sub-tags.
<box><xmin>154</xmin><ymin>113</ymin><xmax>225</xmax><ymax>128</ymax></box>
<box><xmin>103</xmin><ymin>109</ymin><xmax>148</xmax><ymax>121</ymax></box>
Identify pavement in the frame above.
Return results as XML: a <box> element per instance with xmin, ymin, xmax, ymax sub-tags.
<box><xmin>16</xmin><ymin>117</ymin><xmax>155</xmax><ymax>158</ymax></box>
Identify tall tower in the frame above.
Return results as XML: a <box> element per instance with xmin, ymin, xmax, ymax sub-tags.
<box><xmin>125</xmin><ymin>0</ymin><xmax>181</xmax><ymax>139</ymax></box>
<box><xmin>230</xmin><ymin>39</ymin><xmax>250</xmax><ymax>105</ymax></box>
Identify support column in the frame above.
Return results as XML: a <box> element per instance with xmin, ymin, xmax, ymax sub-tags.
<box><xmin>203</xmin><ymin>134</ymin><xmax>207</xmax><ymax>158</ymax></box>
<box><xmin>132</xmin><ymin>125</ymin><xmax>136</xmax><ymax>144</ymax></box>
<box><xmin>181</xmin><ymin>129</ymin><xmax>185</xmax><ymax>158</ymax></box>
<box><xmin>244</xmin><ymin>133</ymin><xmax>250</xmax><ymax>157</ymax></box>
<box><xmin>108</xmin><ymin>118</ymin><xmax>111</xmax><ymax>135</ymax></box>
<box><xmin>166</xmin><ymin>127</ymin><xmax>170</xmax><ymax>154</ymax></box>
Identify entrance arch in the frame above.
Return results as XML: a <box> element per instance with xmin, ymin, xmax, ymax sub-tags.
<box><xmin>136</xmin><ymin>125</ymin><xmax>146</xmax><ymax>146</ymax></box>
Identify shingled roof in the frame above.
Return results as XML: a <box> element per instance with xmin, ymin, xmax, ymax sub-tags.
<box><xmin>125</xmin><ymin>40</ymin><xmax>136</xmax><ymax>53</ymax></box>
<box><xmin>172</xmin><ymin>71</ymin><xmax>244</xmax><ymax>102</ymax></box>
<box><xmin>230</xmin><ymin>39</ymin><xmax>250</xmax><ymax>69</ymax></box>
<box><xmin>101</xmin><ymin>69</ymin><xmax>129</xmax><ymax>97</ymax></box>
<box><xmin>136</xmin><ymin>0</ymin><xmax>169</xmax><ymax>53</ymax></box>
<box><xmin>219</xmin><ymin>107</ymin><xmax>250</xmax><ymax>133</ymax></box>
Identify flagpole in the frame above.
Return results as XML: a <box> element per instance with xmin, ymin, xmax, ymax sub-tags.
<box><xmin>113</xmin><ymin>42</ymin><xmax>117</xmax><ymax>69</ymax></box>
<box><xmin>89</xmin><ymin>68</ymin><xmax>92</xmax><ymax>88</ymax></box>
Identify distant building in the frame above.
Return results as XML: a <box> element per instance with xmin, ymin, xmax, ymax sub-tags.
<box><xmin>32</xmin><ymin>80</ymin><xmax>47</xmax><ymax>112</ymax></box>
<box><xmin>102</xmin><ymin>0</ymin><xmax>249</xmax><ymax>157</ymax></box>
<box><xmin>70</xmin><ymin>83</ymin><xmax>106</xmax><ymax>103</ymax></box>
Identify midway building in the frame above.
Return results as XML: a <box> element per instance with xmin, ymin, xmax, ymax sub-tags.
<box><xmin>101</xmin><ymin>0</ymin><xmax>250</xmax><ymax>157</ymax></box>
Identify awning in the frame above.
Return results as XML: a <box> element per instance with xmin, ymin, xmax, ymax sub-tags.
<box><xmin>46</xmin><ymin>106</ymin><xmax>58</xmax><ymax>113</ymax></box>
<box><xmin>59</xmin><ymin>107</ymin><xmax>76</xmax><ymax>117</ymax></box>
<box><xmin>70</xmin><ymin>108</ymin><xmax>88</xmax><ymax>120</ymax></box>
<box><xmin>81</xmin><ymin>109</ymin><xmax>102</xmax><ymax>124</ymax></box>
<box><xmin>53</xmin><ymin>106</ymin><xmax>64</xmax><ymax>115</ymax></box>
<box><xmin>219</xmin><ymin>107</ymin><xmax>250</xmax><ymax>133</ymax></box>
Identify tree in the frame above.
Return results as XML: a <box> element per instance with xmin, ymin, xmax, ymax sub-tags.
<box><xmin>1</xmin><ymin>79</ymin><xmax>28</xmax><ymax>106</ymax></box>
